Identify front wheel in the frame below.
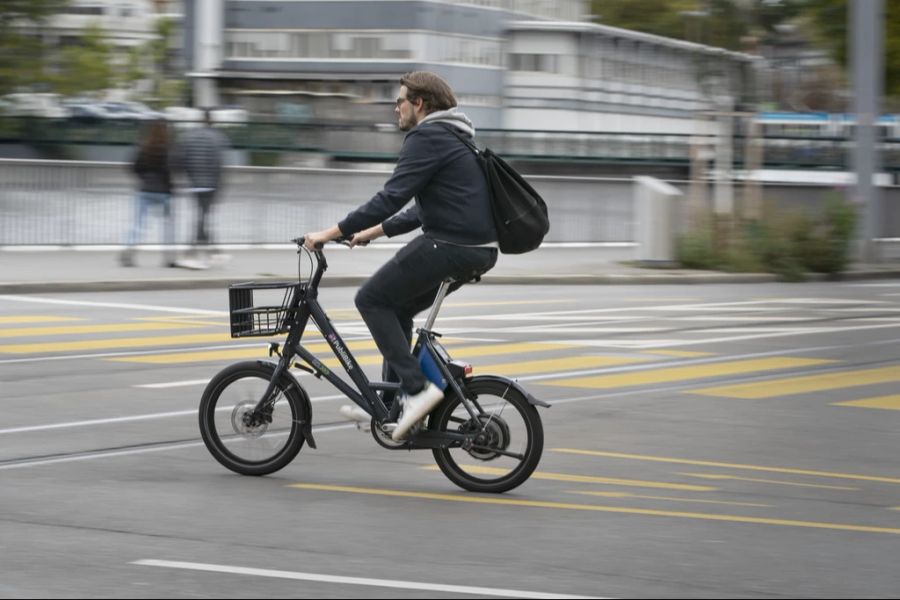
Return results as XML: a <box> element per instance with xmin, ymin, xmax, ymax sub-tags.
<box><xmin>199</xmin><ymin>361</ymin><xmax>311</xmax><ymax>476</ymax></box>
<box><xmin>429</xmin><ymin>377</ymin><xmax>543</xmax><ymax>493</ymax></box>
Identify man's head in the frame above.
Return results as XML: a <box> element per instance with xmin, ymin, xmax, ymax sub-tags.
<box><xmin>395</xmin><ymin>71</ymin><xmax>457</xmax><ymax>131</ymax></box>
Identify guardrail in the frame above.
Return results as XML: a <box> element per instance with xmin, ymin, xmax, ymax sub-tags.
<box><xmin>4</xmin><ymin>117</ymin><xmax>898</xmax><ymax>171</ymax></box>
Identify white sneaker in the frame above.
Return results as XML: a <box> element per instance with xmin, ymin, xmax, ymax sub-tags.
<box><xmin>174</xmin><ymin>258</ymin><xmax>209</xmax><ymax>270</ymax></box>
<box><xmin>339</xmin><ymin>405</ymin><xmax>371</xmax><ymax>431</ymax></box>
<box><xmin>391</xmin><ymin>383</ymin><xmax>444</xmax><ymax>441</ymax></box>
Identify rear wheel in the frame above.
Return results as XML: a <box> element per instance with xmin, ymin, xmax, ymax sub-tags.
<box><xmin>199</xmin><ymin>362</ymin><xmax>310</xmax><ymax>476</ymax></box>
<box><xmin>430</xmin><ymin>377</ymin><xmax>543</xmax><ymax>493</ymax></box>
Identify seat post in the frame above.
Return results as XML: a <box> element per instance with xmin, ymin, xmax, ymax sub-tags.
<box><xmin>422</xmin><ymin>278</ymin><xmax>453</xmax><ymax>331</ymax></box>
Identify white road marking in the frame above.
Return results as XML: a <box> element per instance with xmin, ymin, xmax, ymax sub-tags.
<box><xmin>134</xmin><ymin>379</ymin><xmax>213</xmax><ymax>389</ymax></box>
<box><xmin>0</xmin><ymin>295</ymin><xmax>226</xmax><ymax>316</ymax></box>
<box><xmin>131</xmin><ymin>559</ymin><xmax>602</xmax><ymax>599</ymax></box>
<box><xmin>0</xmin><ymin>424</ymin><xmax>356</xmax><ymax>471</ymax></box>
<box><xmin>0</xmin><ymin>394</ymin><xmax>349</xmax><ymax>436</ymax></box>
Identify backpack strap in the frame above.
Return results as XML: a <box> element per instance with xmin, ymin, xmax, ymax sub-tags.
<box><xmin>435</xmin><ymin>122</ymin><xmax>481</xmax><ymax>155</ymax></box>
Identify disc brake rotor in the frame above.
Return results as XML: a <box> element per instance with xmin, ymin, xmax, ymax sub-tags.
<box><xmin>231</xmin><ymin>400</ymin><xmax>269</xmax><ymax>438</ymax></box>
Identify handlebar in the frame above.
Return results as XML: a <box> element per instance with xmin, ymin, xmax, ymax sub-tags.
<box><xmin>292</xmin><ymin>236</ymin><xmax>363</xmax><ymax>250</ymax></box>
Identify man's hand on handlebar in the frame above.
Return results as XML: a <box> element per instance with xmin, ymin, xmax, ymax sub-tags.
<box><xmin>302</xmin><ymin>225</ymin><xmax>343</xmax><ymax>251</ymax></box>
<box><xmin>349</xmin><ymin>224</ymin><xmax>384</xmax><ymax>248</ymax></box>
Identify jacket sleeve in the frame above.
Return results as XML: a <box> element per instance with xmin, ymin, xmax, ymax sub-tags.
<box><xmin>337</xmin><ymin>130</ymin><xmax>441</xmax><ymax>236</ymax></box>
<box><xmin>382</xmin><ymin>206</ymin><xmax>421</xmax><ymax>237</ymax></box>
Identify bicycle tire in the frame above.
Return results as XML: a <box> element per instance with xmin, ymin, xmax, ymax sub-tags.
<box><xmin>430</xmin><ymin>376</ymin><xmax>543</xmax><ymax>493</ymax></box>
<box><xmin>199</xmin><ymin>361</ymin><xmax>311</xmax><ymax>476</ymax></box>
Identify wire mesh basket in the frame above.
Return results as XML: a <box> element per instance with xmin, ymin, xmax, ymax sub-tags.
<box><xmin>228</xmin><ymin>281</ymin><xmax>300</xmax><ymax>338</ymax></box>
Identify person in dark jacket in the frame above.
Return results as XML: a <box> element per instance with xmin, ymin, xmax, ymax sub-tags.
<box><xmin>172</xmin><ymin>108</ymin><xmax>230</xmax><ymax>270</ymax></box>
<box><xmin>121</xmin><ymin>119</ymin><xmax>176</xmax><ymax>268</ymax></box>
<box><xmin>304</xmin><ymin>71</ymin><xmax>498</xmax><ymax>441</ymax></box>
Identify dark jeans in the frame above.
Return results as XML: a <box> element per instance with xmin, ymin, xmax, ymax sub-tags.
<box><xmin>355</xmin><ymin>235</ymin><xmax>498</xmax><ymax>396</ymax></box>
<box><xmin>190</xmin><ymin>190</ymin><xmax>217</xmax><ymax>252</ymax></box>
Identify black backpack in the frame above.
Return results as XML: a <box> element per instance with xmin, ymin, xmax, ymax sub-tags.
<box><xmin>441</xmin><ymin>125</ymin><xmax>550</xmax><ymax>254</ymax></box>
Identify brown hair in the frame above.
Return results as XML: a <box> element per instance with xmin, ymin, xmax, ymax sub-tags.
<box><xmin>400</xmin><ymin>71</ymin><xmax>457</xmax><ymax>113</ymax></box>
<box><xmin>139</xmin><ymin>119</ymin><xmax>170</xmax><ymax>158</ymax></box>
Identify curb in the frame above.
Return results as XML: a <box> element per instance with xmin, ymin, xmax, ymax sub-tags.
<box><xmin>0</xmin><ymin>273</ymin><xmax>840</xmax><ymax>294</ymax></box>
<box><xmin>1</xmin><ymin>270</ymin><xmax>897</xmax><ymax>295</ymax></box>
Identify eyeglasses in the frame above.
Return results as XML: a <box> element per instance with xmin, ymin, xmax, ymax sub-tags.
<box><xmin>395</xmin><ymin>97</ymin><xmax>410</xmax><ymax>107</ymax></box>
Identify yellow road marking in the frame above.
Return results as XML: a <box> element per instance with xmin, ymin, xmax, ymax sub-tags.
<box><xmin>287</xmin><ymin>483</ymin><xmax>900</xmax><ymax>536</ymax></box>
<box><xmin>551</xmin><ymin>449</ymin><xmax>900</xmax><ymax>485</ymax></box>
<box><xmin>690</xmin><ymin>365</ymin><xmax>900</xmax><ymax>399</ymax></box>
<box><xmin>134</xmin><ymin>317</ymin><xmax>227</xmax><ymax>327</ymax></box>
<box><xmin>0</xmin><ymin>321</ymin><xmax>211</xmax><ymax>339</ymax></box>
<box><xmin>108</xmin><ymin>338</ymin><xmax>378</xmax><ymax>364</ymax></box>
<box><xmin>570</xmin><ymin>490</ymin><xmax>772</xmax><ymax>508</ymax></box>
<box><xmin>833</xmin><ymin>395</ymin><xmax>900</xmax><ymax>411</ymax></box>
<box><xmin>420</xmin><ymin>465</ymin><xmax>715</xmax><ymax>491</ymax></box>
<box><xmin>474</xmin><ymin>355</ymin><xmax>646</xmax><ymax>377</ymax></box>
<box><xmin>449</xmin><ymin>342</ymin><xmax>576</xmax><ymax>359</ymax></box>
<box><xmin>0</xmin><ymin>316</ymin><xmax>85</xmax><ymax>324</ymax></box>
<box><xmin>542</xmin><ymin>357</ymin><xmax>836</xmax><ymax>389</ymax></box>
<box><xmin>0</xmin><ymin>333</ymin><xmax>235</xmax><ymax>354</ymax></box>
<box><xmin>680</xmin><ymin>473</ymin><xmax>858</xmax><ymax>491</ymax></box>
<box><xmin>110</xmin><ymin>341</ymin><xmax>574</xmax><ymax>365</ymax></box>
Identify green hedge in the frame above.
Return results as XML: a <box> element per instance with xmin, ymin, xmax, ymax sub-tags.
<box><xmin>675</xmin><ymin>195</ymin><xmax>858</xmax><ymax>281</ymax></box>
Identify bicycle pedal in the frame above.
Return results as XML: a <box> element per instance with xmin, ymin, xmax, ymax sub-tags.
<box><xmin>379</xmin><ymin>422</ymin><xmax>398</xmax><ymax>433</ymax></box>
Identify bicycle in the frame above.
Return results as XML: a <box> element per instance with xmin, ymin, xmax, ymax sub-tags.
<box><xmin>199</xmin><ymin>237</ymin><xmax>548</xmax><ymax>493</ymax></box>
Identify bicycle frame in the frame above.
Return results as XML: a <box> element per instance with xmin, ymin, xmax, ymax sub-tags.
<box><xmin>251</xmin><ymin>244</ymin><xmax>484</xmax><ymax>443</ymax></box>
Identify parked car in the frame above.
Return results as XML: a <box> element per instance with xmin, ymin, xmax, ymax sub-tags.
<box><xmin>2</xmin><ymin>93</ymin><xmax>69</xmax><ymax>118</ymax></box>
<box><xmin>212</xmin><ymin>106</ymin><xmax>249</xmax><ymax>126</ymax></box>
<box><xmin>165</xmin><ymin>106</ymin><xmax>248</xmax><ymax>128</ymax></box>
<box><xmin>62</xmin><ymin>98</ymin><xmax>111</xmax><ymax>122</ymax></box>
<box><xmin>164</xmin><ymin>106</ymin><xmax>204</xmax><ymax>128</ymax></box>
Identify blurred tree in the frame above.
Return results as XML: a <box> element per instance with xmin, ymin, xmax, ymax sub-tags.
<box><xmin>590</xmin><ymin>0</ymin><xmax>807</xmax><ymax>51</ymax></box>
<box><xmin>0</xmin><ymin>0</ymin><xmax>68</xmax><ymax>95</ymax></box>
<box><xmin>148</xmin><ymin>17</ymin><xmax>177</xmax><ymax>105</ymax></box>
<box><xmin>53</xmin><ymin>24</ymin><xmax>113</xmax><ymax>96</ymax></box>
<box><xmin>804</xmin><ymin>0</ymin><xmax>900</xmax><ymax>99</ymax></box>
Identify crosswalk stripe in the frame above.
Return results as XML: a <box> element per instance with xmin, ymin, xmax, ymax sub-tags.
<box><xmin>540</xmin><ymin>357</ymin><xmax>836</xmax><ymax>390</ymax></box>
<box><xmin>833</xmin><ymin>395</ymin><xmax>900</xmax><ymax>411</ymax></box>
<box><xmin>0</xmin><ymin>333</ymin><xmax>236</xmax><ymax>354</ymax></box>
<box><xmin>108</xmin><ymin>338</ymin><xmax>379</xmax><ymax>364</ymax></box>
<box><xmin>472</xmin><ymin>355</ymin><xmax>647</xmax><ymax>376</ymax></box>
<box><xmin>0</xmin><ymin>321</ymin><xmax>210</xmax><ymax>339</ymax></box>
<box><xmin>0</xmin><ymin>316</ymin><xmax>86</xmax><ymax>325</ymax></box>
<box><xmin>108</xmin><ymin>341</ymin><xmax>575</xmax><ymax>365</ymax></box>
<box><xmin>690</xmin><ymin>365</ymin><xmax>900</xmax><ymax>399</ymax></box>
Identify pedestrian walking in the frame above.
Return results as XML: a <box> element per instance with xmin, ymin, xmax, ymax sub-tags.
<box><xmin>120</xmin><ymin>119</ymin><xmax>176</xmax><ymax>268</ymax></box>
<box><xmin>173</xmin><ymin>108</ymin><xmax>230</xmax><ymax>269</ymax></box>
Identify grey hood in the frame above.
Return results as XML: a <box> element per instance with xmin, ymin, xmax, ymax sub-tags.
<box><xmin>418</xmin><ymin>107</ymin><xmax>475</xmax><ymax>138</ymax></box>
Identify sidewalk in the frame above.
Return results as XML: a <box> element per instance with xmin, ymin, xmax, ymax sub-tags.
<box><xmin>1</xmin><ymin>245</ymin><xmax>899</xmax><ymax>294</ymax></box>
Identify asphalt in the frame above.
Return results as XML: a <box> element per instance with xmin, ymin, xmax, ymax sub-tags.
<box><xmin>1</xmin><ymin>244</ymin><xmax>899</xmax><ymax>293</ymax></box>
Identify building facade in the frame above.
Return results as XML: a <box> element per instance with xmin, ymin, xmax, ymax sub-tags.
<box><xmin>185</xmin><ymin>0</ymin><xmax>756</xmax><ymax>134</ymax></box>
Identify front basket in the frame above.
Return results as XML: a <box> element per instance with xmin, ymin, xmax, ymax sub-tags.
<box><xmin>228</xmin><ymin>281</ymin><xmax>300</xmax><ymax>338</ymax></box>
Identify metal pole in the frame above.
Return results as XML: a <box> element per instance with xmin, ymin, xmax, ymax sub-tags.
<box><xmin>851</xmin><ymin>0</ymin><xmax>883</xmax><ymax>263</ymax></box>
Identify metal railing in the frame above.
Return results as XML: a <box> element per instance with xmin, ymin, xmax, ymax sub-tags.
<box><xmin>0</xmin><ymin>160</ymin><xmax>635</xmax><ymax>246</ymax></box>
<box><xmin>6</xmin><ymin>117</ymin><xmax>899</xmax><ymax>171</ymax></box>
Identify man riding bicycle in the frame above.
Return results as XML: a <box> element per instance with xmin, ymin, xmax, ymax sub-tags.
<box><xmin>303</xmin><ymin>71</ymin><xmax>498</xmax><ymax>441</ymax></box>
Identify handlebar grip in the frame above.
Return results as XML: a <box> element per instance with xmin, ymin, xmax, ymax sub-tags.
<box><xmin>293</xmin><ymin>236</ymin><xmax>326</xmax><ymax>250</ymax></box>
